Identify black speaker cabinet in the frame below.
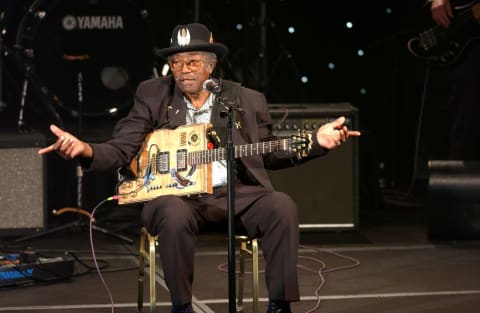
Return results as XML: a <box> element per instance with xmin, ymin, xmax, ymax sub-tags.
<box><xmin>428</xmin><ymin>160</ymin><xmax>480</xmax><ymax>240</ymax></box>
<box><xmin>0</xmin><ymin>132</ymin><xmax>47</xmax><ymax>235</ymax></box>
<box><xmin>267</xmin><ymin>103</ymin><xmax>359</xmax><ymax>231</ymax></box>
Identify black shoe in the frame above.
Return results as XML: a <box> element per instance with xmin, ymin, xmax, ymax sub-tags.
<box><xmin>171</xmin><ymin>302</ymin><xmax>194</xmax><ymax>313</ymax></box>
<box><xmin>267</xmin><ymin>301</ymin><xmax>292</xmax><ymax>313</ymax></box>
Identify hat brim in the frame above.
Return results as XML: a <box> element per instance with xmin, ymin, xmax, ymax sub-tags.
<box><xmin>155</xmin><ymin>43</ymin><xmax>228</xmax><ymax>60</ymax></box>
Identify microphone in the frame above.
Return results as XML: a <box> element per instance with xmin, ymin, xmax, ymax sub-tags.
<box><xmin>203</xmin><ymin>79</ymin><xmax>221</xmax><ymax>94</ymax></box>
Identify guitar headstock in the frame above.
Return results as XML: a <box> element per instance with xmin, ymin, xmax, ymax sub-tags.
<box><xmin>290</xmin><ymin>129</ymin><xmax>313</xmax><ymax>159</ymax></box>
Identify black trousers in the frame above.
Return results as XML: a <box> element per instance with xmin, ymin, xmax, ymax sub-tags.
<box><xmin>447</xmin><ymin>44</ymin><xmax>480</xmax><ymax>160</ymax></box>
<box><xmin>141</xmin><ymin>182</ymin><xmax>300</xmax><ymax>307</ymax></box>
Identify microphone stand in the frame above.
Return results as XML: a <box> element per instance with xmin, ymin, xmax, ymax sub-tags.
<box><xmin>17</xmin><ymin>52</ymin><xmax>33</xmax><ymax>131</ymax></box>
<box><xmin>216</xmin><ymin>92</ymin><xmax>239</xmax><ymax>313</ymax></box>
<box><xmin>0</xmin><ymin>11</ymin><xmax>6</xmax><ymax>113</ymax></box>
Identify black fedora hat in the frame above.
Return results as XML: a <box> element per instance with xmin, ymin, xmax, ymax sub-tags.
<box><xmin>155</xmin><ymin>23</ymin><xmax>228</xmax><ymax>60</ymax></box>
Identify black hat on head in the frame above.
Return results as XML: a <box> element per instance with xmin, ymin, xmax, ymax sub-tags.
<box><xmin>155</xmin><ymin>23</ymin><xmax>228</xmax><ymax>60</ymax></box>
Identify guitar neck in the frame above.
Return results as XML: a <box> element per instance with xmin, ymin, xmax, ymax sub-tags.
<box><xmin>189</xmin><ymin>138</ymin><xmax>293</xmax><ymax>165</ymax></box>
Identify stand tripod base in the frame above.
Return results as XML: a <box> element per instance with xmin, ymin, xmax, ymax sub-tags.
<box><xmin>14</xmin><ymin>207</ymin><xmax>134</xmax><ymax>244</ymax></box>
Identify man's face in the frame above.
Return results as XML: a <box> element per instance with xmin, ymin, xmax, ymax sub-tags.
<box><xmin>168</xmin><ymin>51</ymin><xmax>214</xmax><ymax>95</ymax></box>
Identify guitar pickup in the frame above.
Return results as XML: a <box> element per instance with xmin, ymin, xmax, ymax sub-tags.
<box><xmin>155</xmin><ymin>151</ymin><xmax>170</xmax><ymax>174</ymax></box>
<box><xmin>176</xmin><ymin>149</ymin><xmax>187</xmax><ymax>171</ymax></box>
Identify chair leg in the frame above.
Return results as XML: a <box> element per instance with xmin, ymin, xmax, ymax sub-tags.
<box><xmin>138</xmin><ymin>227</ymin><xmax>157</xmax><ymax>313</ymax></box>
<box><xmin>138</xmin><ymin>228</ymin><xmax>147</xmax><ymax>313</ymax></box>
<box><xmin>251</xmin><ymin>238</ymin><xmax>259</xmax><ymax>313</ymax></box>
<box><xmin>237</xmin><ymin>240</ymin><xmax>247</xmax><ymax>313</ymax></box>
<box><xmin>236</xmin><ymin>236</ymin><xmax>260</xmax><ymax>313</ymax></box>
<box><xmin>148</xmin><ymin>232</ymin><xmax>157</xmax><ymax>313</ymax></box>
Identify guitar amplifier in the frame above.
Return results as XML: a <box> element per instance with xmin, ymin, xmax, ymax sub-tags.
<box><xmin>0</xmin><ymin>132</ymin><xmax>47</xmax><ymax>235</ymax></box>
<box><xmin>427</xmin><ymin>160</ymin><xmax>480</xmax><ymax>240</ymax></box>
<box><xmin>267</xmin><ymin>103</ymin><xmax>359</xmax><ymax>231</ymax></box>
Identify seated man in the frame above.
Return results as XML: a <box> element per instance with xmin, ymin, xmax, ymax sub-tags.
<box><xmin>39</xmin><ymin>22</ymin><xmax>360</xmax><ymax>313</ymax></box>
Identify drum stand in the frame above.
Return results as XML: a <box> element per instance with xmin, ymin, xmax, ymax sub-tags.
<box><xmin>16</xmin><ymin>65</ymin><xmax>133</xmax><ymax>244</ymax></box>
<box><xmin>17</xmin><ymin>60</ymin><xmax>31</xmax><ymax>130</ymax></box>
<box><xmin>0</xmin><ymin>11</ymin><xmax>7</xmax><ymax>112</ymax></box>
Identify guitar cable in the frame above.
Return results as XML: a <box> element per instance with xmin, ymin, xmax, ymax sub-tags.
<box><xmin>215</xmin><ymin>243</ymin><xmax>360</xmax><ymax>313</ymax></box>
<box><xmin>407</xmin><ymin>61</ymin><xmax>432</xmax><ymax>195</ymax></box>
<box><xmin>87</xmin><ymin>195</ymin><xmax>119</xmax><ymax>313</ymax></box>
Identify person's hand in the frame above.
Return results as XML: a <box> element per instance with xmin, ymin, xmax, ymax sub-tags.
<box><xmin>38</xmin><ymin>124</ymin><xmax>93</xmax><ymax>160</ymax></box>
<box><xmin>316</xmin><ymin>116</ymin><xmax>361</xmax><ymax>150</ymax></box>
<box><xmin>431</xmin><ymin>0</ymin><xmax>453</xmax><ymax>28</ymax></box>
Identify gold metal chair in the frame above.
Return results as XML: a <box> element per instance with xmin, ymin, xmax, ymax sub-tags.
<box><xmin>236</xmin><ymin>235</ymin><xmax>260</xmax><ymax>313</ymax></box>
<box><xmin>137</xmin><ymin>227</ymin><xmax>260</xmax><ymax>313</ymax></box>
<box><xmin>138</xmin><ymin>227</ymin><xmax>158</xmax><ymax>313</ymax></box>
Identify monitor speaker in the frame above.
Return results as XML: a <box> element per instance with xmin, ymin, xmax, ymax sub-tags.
<box><xmin>267</xmin><ymin>103</ymin><xmax>359</xmax><ymax>231</ymax></box>
<box><xmin>0</xmin><ymin>132</ymin><xmax>47</xmax><ymax>235</ymax></box>
<box><xmin>428</xmin><ymin>160</ymin><xmax>480</xmax><ymax>240</ymax></box>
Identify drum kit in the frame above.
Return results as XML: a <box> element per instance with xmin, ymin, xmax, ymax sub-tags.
<box><xmin>1</xmin><ymin>0</ymin><xmax>158</xmax><ymax>243</ymax></box>
<box><xmin>1</xmin><ymin>0</ymin><xmax>157</xmax><ymax>132</ymax></box>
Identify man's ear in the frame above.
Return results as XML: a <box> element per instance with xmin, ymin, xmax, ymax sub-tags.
<box><xmin>206</xmin><ymin>62</ymin><xmax>216</xmax><ymax>74</ymax></box>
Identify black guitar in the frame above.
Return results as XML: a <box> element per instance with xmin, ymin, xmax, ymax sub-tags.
<box><xmin>407</xmin><ymin>0</ymin><xmax>480</xmax><ymax>66</ymax></box>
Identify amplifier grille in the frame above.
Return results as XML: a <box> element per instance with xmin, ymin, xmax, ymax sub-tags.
<box><xmin>0</xmin><ymin>133</ymin><xmax>46</xmax><ymax>234</ymax></box>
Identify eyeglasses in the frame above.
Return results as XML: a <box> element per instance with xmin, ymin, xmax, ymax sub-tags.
<box><xmin>168</xmin><ymin>58</ymin><xmax>203</xmax><ymax>72</ymax></box>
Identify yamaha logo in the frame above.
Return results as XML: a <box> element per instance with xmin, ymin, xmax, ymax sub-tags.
<box><xmin>62</xmin><ymin>15</ymin><xmax>124</xmax><ymax>30</ymax></box>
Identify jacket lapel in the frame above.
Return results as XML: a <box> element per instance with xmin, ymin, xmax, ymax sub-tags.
<box><xmin>167</xmin><ymin>85</ymin><xmax>187</xmax><ymax>128</ymax></box>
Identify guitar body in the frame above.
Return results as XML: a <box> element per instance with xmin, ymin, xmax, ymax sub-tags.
<box><xmin>407</xmin><ymin>0</ymin><xmax>480</xmax><ymax>66</ymax></box>
<box><xmin>116</xmin><ymin>123</ymin><xmax>312</xmax><ymax>205</ymax></box>
<box><xmin>117</xmin><ymin>124</ymin><xmax>213</xmax><ymax>204</ymax></box>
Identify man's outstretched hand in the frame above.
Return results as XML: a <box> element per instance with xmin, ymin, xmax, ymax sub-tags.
<box><xmin>38</xmin><ymin>124</ymin><xmax>93</xmax><ymax>160</ymax></box>
<box><xmin>316</xmin><ymin>116</ymin><xmax>361</xmax><ymax>150</ymax></box>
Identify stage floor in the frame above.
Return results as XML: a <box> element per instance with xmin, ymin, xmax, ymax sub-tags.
<box><xmin>1</xmin><ymin>202</ymin><xmax>480</xmax><ymax>313</ymax></box>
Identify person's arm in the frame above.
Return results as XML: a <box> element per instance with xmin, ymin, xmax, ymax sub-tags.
<box><xmin>430</xmin><ymin>0</ymin><xmax>453</xmax><ymax>28</ymax></box>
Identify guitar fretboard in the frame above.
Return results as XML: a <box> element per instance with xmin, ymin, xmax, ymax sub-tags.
<box><xmin>189</xmin><ymin>138</ymin><xmax>293</xmax><ymax>165</ymax></box>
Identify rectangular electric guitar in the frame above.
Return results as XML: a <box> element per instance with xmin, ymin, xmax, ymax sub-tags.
<box><xmin>407</xmin><ymin>0</ymin><xmax>480</xmax><ymax>66</ymax></box>
<box><xmin>116</xmin><ymin>123</ymin><xmax>312</xmax><ymax>204</ymax></box>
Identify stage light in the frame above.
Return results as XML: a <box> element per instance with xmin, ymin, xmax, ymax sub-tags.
<box><xmin>386</xmin><ymin>7</ymin><xmax>392</xmax><ymax>14</ymax></box>
<box><xmin>161</xmin><ymin>63</ymin><xmax>169</xmax><ymax>76</ymax></box>
<box><xmin>328</xmin><ymin>62</ymin><xmax>335</xmax><ymax>70</ymax></box>
<box><xmin>360</xmin><ymin>88</ymin><xmax>367</xmax><ymax>95</ymax></box>
<box><xmin>235</xmin><ymin>24</ymin><xmax>243</xmax><ymax>31</ymax></box>
<box><xmin>108</xmin><ymin>107</ymin><xmax>119</xmax><ymax>115</ymax></box>
<box><xmin>357</xmin><ymin>49</ymin><xmax>364</xmax><ymax>57</ymax></box>
<box><xmin>288</xmin><ymin>26</ymin><xmax>295</xmax><ymax>34</ymax></box>
<box><xmin>346</xmin><ymin>21</ymin><xmax>353</xmax><ymax>29</ymax></box>
<box><xmin>301</xmin><ymin>76</ymin><xmax>308</xmax><ymax>83</ymax></box>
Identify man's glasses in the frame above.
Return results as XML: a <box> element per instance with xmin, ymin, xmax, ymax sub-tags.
<box><xmin>168</xmin><ymin>58</ymin><xmax>203</xmax><ymax>72</ymax></box>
